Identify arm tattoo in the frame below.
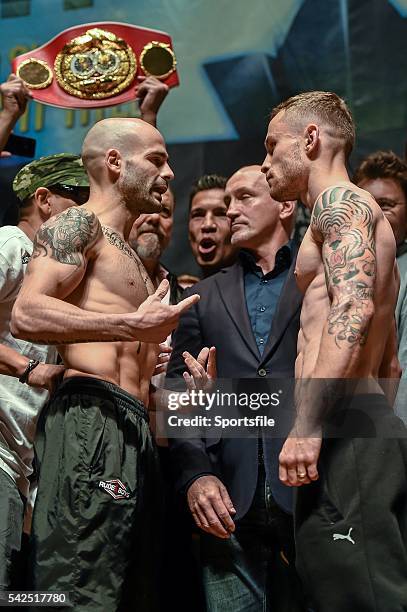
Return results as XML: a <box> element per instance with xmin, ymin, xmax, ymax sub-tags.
<box><xmin>312</xmin><ymin>186</ymin><xmax>376</xmax><ymax>348</ymax></box>
<box><xmin>102</xmin><ymin>226</ymin><xmax>150</xmax><ymax>285</ymax></box>
<box><xmin>32</xmin><ymin>208</ymin><xmax>99</xmax><ymax>266</ymax></box>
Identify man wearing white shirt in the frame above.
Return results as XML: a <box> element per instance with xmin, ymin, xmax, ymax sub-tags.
<box><xmin>0</xmin><ymin>153</ymin><xmax>89</xmax><ymax>590</ymax></box>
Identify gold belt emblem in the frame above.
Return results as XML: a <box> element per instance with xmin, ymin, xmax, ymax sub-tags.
<box><xmin>54</xmin><ymin>28</ymin><xmax>136</xmax><ymax>99</ymax></box>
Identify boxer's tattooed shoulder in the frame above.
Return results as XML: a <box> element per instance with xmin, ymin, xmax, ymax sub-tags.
<box><xmin>311</xmin><ymin>186</ymin><xmax>377</xmax><ymax>348</ymax></box>
<box><xmin>32</xmin><ymin>208</ymin><xmax>100</xmax><ymax>266</ymax></box>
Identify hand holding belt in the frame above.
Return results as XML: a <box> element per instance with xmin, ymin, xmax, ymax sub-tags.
<box><xmin>11</xmin><ymin>22</ymin><xmax>179</xmax><ymax>109</ymax></box>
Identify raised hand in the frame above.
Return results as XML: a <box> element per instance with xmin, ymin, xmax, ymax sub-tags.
<box><xmin>136</xmin><ymin>76</ymin><xmax>169</xmax><ymax>126</ymax></box>
<box><xmin>182</xmin><ymin>346</ymin><xmax>217</xmax><ymax>391</ymax></box>
<box><xmin>0</xmin><ymin>74</ymin><xmax>31</xmax><ymax>121</ymax></box>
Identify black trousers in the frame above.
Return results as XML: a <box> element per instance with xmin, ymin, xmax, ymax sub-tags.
<box><xmin>295</xmin><ymin>394</ymin><xmax>407</xmax><ymax>612</ymax></box>
<box><xmin>30</xmin><ymin>376</ymin><xmax>162</xmax><ymax>612</ymax></box>
<box><xmin>0</xmin><ymin>468</ymin><xmax>25</xmax><ymax>591</ymax></box>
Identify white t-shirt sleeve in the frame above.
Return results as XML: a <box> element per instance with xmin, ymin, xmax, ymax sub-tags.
<box><xmin>0</xmin><ymin>236</ymin><xmax>27</xmax><ymax>303</ymax></box>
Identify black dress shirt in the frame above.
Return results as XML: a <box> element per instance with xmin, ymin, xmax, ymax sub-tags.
<box><xmin>240</xmin><ymin>243</ymin><xmax>292</xmax><ymax>354</ymax></box>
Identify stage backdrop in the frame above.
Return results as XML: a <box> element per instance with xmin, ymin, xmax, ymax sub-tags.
<box><xmin>0</xmin><ymin>0</ymin><xmax>406</xmax><ymax>274</ymax></box>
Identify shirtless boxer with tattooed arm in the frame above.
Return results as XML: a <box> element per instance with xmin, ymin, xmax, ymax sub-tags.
<box><xmin>11</xmin><ymin>117</ymin><xmax>199</xmax><ymax>611</ymax></box>
<box><xmin>261</xmin><ymin>92</ymin><xmax>407</xmax><ymax>611</ymax></box>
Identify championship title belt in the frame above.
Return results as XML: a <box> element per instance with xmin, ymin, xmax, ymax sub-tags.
<box><xmin>12</xmin><ymin>22</ymin><xmax>179</xmax><ymax>109</ymax></box>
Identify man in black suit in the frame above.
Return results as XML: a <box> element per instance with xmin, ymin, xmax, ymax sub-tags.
<box><xmin>166</xmin><ymin>165</ymin><xmax>305</xmax><ymax>611</ymax></box>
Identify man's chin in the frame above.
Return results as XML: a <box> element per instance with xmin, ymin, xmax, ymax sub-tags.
<box><xmin>231</xmin><ymin>230</ymin><xmax>250</xmax><ymax>247</ymax></box>
<box><xmin>139</xmin><ymin>199</ymin><xmax>162</xmax><ymax>214</ymax></box>
<box><xmin>269</xmin><ymin>183</ymin><xmax>296</xmax><ymax>203</ymax></box>
<box><xmin>135</xmin><ymin>237</ymin><xmax>161</xmax><ymax>260</ymax></box>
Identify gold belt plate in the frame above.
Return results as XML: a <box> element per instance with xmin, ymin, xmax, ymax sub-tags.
<box><xmin>54</xmin><ymin>28</ymin><xmax>137</xmax><ymax>99</ymax></box>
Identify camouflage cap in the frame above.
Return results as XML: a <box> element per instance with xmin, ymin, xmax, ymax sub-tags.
<box><xmin>13</xmin><ymin>153</ymin><xmax>89</xmax><ymax>202</ymax></box>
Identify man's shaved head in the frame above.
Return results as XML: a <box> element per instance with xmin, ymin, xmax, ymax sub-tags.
<box><xmin>230</xmin><ymin>165</ymin><xmax>264</xmax><ymax>181</ymax></box>
<box><xmin>82</xmin><ymin>118</ymin><xmax>161</xmax><ymax>178</ymax></box>
<box><xmin>81</xmin><ymin>117</ymin><xmax>173</xmax><ymax>215</ymax></box>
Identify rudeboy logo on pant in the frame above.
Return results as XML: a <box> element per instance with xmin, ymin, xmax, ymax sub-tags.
<box><xmin>99</xmin><ymin>479</ymin><xmax>131</xmax><ymax>500</ymax></box>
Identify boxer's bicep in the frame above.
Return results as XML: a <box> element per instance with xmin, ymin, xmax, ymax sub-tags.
<box><xmin>312</xmin><ymin>187</ymin><xmax>378</xmax><ymax>347</ymax></box>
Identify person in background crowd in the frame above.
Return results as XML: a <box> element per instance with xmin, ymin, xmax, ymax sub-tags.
<box><xmin>129</xmin><ymin>187</ymin><xmax>182</xmax><ymax>386</ymax></box>
<box><xmin>0</xmin><ymin>154</ymin><xmax>89</xmax><ymax>590</ymax></box>
<box><xmin>131</xmin><ymin>78</ymin><xmax>205</xmax><ymax>611</ymax></box>
<box><xmin>185</xmin><ymin>174</ymin><xmax>237</xmax><ymax>285</ymax></box>
<box><xmin>262</xmin><ymin>91</ymin><xmax>406</xmax><ymax>611</ymax></box>
<box><xmin>167</xmin><ymin>165</ymin><xmax>304</xmax><ymax>611</ymax></box>
<box><xmin>129</xmin><ymin>187</ymin><xmax>205</xmax><ymax>612</ymax></box>
<box><xmin>353</xmin><ymin>151</ymin><xmax>407</xmax><ymax>419</ymax></box>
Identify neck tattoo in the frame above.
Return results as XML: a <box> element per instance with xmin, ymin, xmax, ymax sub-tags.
<box><xmin>101</xmin><ymin>225</ymin><xmax>150</xmax><ymax>287</ymax></box>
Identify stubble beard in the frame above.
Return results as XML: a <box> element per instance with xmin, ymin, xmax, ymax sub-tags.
<box><xmin>270</xmin><ymin>143</ymin><xmax>304</xmax><ymax>202</ymax></box>
<box><xmin>134</xmin><ymin>233</ymin><xmax>162</xmax><ymax>261</ymax></box>
<box><xmin>120</xmin><ymin>165</ymin><xmax>160</xmax><ymax>214</ymax></box>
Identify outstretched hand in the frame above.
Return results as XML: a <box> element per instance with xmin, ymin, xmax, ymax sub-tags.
<box><xmin>182</xmin><ymin>346</ymin><xmax>217</xmax><ymax>391</ymax></box>
<box><xmin>132</xmin><ymin>279</ymin><xmax>199</xmax><ymax>343</ymax></box>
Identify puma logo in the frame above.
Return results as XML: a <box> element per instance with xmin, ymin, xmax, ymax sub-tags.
<box><xmin>333</xmin><ymin>527</ymin><xmax>355</xmax><ymax>545</ymax></box>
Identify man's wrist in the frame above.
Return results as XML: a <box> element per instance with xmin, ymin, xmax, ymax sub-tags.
<box><xmin>108</xmin><ymin>312</ymin><xmax>141</xmax><ymax>342</ymax></box>
<box><xmin>140</xmin><ymin>112</ymin><xmax>157</xmax><ymax>127</ymax></box>
<box><xmin>184</xmin><ymin>472</ymin><xmax>216</xmax><ymax>495</ymax></box>
<box><xmin>19</xmin><ymin>359</ymin><xmax>40</xmax><ymax>383</ymax></box>
<box><xmin>0</xmin><ymin>108</ymin><xmax>20</xmax><ymax>124</ymax></box>
<box><xmin>293</xmin><ymin>415</ymin><xmax>322</xmax><ymax>437</ymax></box>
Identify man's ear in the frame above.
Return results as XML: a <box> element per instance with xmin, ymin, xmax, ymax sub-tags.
<box><xmin>303</xmin><ymin>124</ymin><xmax>319</xmax><ymax>157</ymax></box>
<box><xmin>33</xmin><ymin>187</ymin><xmax>53</xmax><ymax>220</ymax></box>
<box><xmin>279</xmin><ymin>199</ymin><xmax>297</xmax><ymax>220</ymax></box>
<box><xmin>105</xmin><ymin>148</ymin><xmax>122</xmax><ymax>178</ymax></box>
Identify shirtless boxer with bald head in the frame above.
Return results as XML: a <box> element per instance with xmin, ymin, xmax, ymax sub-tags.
<box><xmin>261</xmin><ymin>92</ymin><xmax>407</xmax><ymax>611</ymax></box>
<box><xmin>12</xmin><ymin>117</ymin><xmax>198</xmax><ymax>611</ymax></box>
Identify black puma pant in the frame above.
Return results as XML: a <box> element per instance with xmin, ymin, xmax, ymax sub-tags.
<box><xmin>30</xmin><ymin>377</ymin><xmax>162</xmax><ymax>612</ymax></box>
<box><xmin>295</xmin><ymin>394</ymin><xmax>407</xmax><ymax>612</ymax></box>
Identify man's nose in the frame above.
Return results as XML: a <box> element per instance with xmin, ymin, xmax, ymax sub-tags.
<box><xmin>162</xmin><ymin>162</ymin><xmax>174</xmax><ymax>182</ymax></box>
<box><xmin>148</xmin><ymin>213</ymin><xmax>160</xmax><ymax>225</ymax></box>
<box><xmin>261</xmin><ymin>155</ymin><xmax>270</xmax><ymax>174</ymax></box>
<box><xmin>201</xmin><ymin>212</ymin><xmax>217</xmax><ymax>231</ymax></box>
<box><xmin>226</xmin><ymin>202</ymin><xmax>238</xmax><ymax>220</ymax></box>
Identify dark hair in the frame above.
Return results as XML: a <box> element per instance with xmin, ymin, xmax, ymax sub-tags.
<box><xmin>353</xmin><ymin>150</ymin><xmax>407</xmax><ymax>204</ymax></box>
<box><xmin>189</xmin><ymin>174</ymin><xmax>227</xmax><ymax>210</ymax></box>
<box><xmin>271</xmin><ymin>91</ymin><xmax>355</xmax><ymax>157</ymax></box>
<box><xmin>19</xmin><ymin>184</ymin><xmax>90</xmax><ymax>209</ymax></box>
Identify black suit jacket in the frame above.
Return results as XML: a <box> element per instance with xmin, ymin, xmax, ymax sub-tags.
<box><xmin>166</xmin><ymin>251</ymin><xmax>302</xmax><ymax>518</ymax></box>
